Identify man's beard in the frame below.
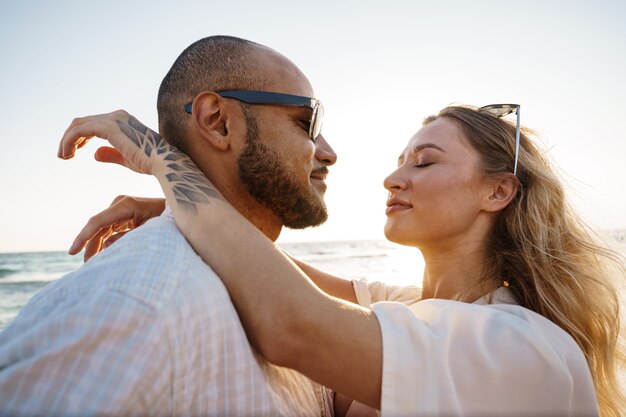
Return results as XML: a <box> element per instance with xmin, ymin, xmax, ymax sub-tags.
<box><xmin>237</xmin><ymin>107</ymin><xmax>328</xmax><ymax>229</ymax></box>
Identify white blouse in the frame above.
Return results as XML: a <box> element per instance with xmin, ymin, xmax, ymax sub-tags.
<box><xmin>349</xmin><ymin>279</ymin><xmax>598</xmax><ymax>417</ymax></box>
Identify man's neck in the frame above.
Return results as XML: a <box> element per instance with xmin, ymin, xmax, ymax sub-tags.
<box><xmin>227</xmin><ymin>191</ymin><xmax>283</xmax><ymax>242</ymax></box>
<box><xmin>194</xmin><ymin>157</ymin><xmax>283</xmax><ymax>242</ymax></box>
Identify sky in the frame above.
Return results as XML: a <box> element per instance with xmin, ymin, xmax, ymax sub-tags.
<box><xmin>0</xmin><ymin>0</ymin><xmax>625</xmax><ymax>253</ymax></box>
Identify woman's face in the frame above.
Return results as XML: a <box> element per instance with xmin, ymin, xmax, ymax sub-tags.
<box><xmin>383</xmin><ymin>117</ymin><xmax>493</xmax><ymax>249</ymax></box>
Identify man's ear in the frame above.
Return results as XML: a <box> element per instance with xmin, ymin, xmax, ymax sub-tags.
<box><xmin>483</xmin><ymin>174</ymin><xmax>519</xmax><ymax>213</ymax></box>
<box><xmin>191</xmin><ymin>92</ymin><xmax>231</xmax><ymax>151</ymax></box>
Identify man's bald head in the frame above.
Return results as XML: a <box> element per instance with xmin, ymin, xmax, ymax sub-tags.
<box><xmin>157</xmin><ymin>35</ymin><xmax>272</xmax><ymax>153</ymax></box>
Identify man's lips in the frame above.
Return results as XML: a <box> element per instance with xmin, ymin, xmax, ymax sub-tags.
<box><xmin>386</xmin><ymin>197</ymin><xmax>412</xmax><ymax>215</ymax></box>
<box><xmin>310</xmin><ymin>168</ymin><xmax>329</xmax><ymax>181</ymax></box>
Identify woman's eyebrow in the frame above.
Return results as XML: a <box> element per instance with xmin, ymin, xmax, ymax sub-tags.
<box><xmin>411</xmin><ymin>143</ymin><xmax>446</xmax><ymax>154</ymax></box>
<box><xmin>398</xmin><ymin>143</ymin><xmax>446</xmax><ymax>164</ymax></box>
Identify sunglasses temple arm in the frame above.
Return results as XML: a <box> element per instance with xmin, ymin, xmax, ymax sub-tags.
<box><xmin>514</xmin><ymin>108</ymin><xmax>521</xmax><ymax>176</ymax></box>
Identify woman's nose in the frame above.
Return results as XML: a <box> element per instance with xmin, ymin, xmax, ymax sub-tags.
<box><xmin>383</xmin><ymin>166</ymin><xmax>408</xmax><ymax>191</ymax></box>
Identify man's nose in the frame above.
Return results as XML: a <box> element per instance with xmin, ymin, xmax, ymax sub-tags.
<box><xmin>314</xmin><ymin>134</ymin><xmax>337</xmax><ymax>166</ymax></box>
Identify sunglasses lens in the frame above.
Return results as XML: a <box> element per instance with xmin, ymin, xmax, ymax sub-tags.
<box><xmin>481</xmin><ymin>105</ymin><xmax>517</xmax><ymax>118</ymax></box>
<box><xmin>311</xmin><ymin>102</ymin><xmax>324</xmax><ymax>139</ymax></box>
<box><xmin>480</xmin><ymin>104</ymin><xmax>521</xmax><ymax>176</ymax></box>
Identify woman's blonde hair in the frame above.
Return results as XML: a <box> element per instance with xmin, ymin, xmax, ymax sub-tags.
<box><xmin>424</xmin><ymin>106</ymin><xmax>625</xmax><ymax>417</ymax></box>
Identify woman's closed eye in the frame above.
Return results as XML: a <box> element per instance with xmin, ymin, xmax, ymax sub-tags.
<box><xmin>415</xmin><ymin>160</ymin><xmax>433</xmax><ymax>168</ymax></box>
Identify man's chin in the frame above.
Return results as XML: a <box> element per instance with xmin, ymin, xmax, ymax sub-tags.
<box><xmin>284</xmin><ymin>218</ymin><xmax>327</xmax><ymax>230</ymax></box>
<box><xmin>282</xmin><ymin>202</ymin><xmax>328</xmax><ymax>230</ymax></box>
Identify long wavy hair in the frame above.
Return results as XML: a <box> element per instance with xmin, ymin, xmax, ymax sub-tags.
<box><xmin>423</xmin><ymin>106</ymin><xmax>625</xmax><ymax>417</ymax></box>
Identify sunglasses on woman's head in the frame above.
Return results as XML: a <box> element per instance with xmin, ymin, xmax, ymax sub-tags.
<box><xmin>184</xmin><ymin>90</ymin><xmax>324</xmax><ymax>142</ymax></box>
<box><xmin>479</xmin><ymin>104</ymin><xmax>521</xmax><ymax>176</ymax></box>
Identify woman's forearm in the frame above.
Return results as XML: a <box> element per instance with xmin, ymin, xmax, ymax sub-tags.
<box><xmin>286</xmin><ymin>256</ymin><xmax>358</xmax><ymax>303</ymax></box>
<box><xmin>150</xmin><ymin>143</ymin><xmax>382</xmax><ymax>408</ymax></box>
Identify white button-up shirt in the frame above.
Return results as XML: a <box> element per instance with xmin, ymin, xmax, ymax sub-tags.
<box><xmin>0</xmin><ymin>209</ymin><xmax>328</xmax><ymax>416</ymax></box>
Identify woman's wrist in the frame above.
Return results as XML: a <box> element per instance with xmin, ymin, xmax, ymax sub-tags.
<box><xmin>151</xmin><ymin>142</ymin><xmax>226</xmax><ymax>216</ymax></box>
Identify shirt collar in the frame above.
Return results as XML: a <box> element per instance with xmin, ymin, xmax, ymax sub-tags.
<box><xmin>163</xmin><ymin>203</ymin><xmax>174</xmax><ymax>219</ymax></box>
<box><xmin>472</xmin><ymin>287</ymin><xmax>519</xmax><ymax>306</ymax></box>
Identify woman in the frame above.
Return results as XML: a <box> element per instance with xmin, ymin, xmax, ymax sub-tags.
<box><xmin>59</xmin><ymin>105</ymin><xmax>625</xmax><ymax>416</ymax></box>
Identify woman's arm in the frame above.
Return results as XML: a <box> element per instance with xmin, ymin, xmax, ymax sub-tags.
<box><xmin>60</xmin><ymin>111</ymin><xmax>383</xmax><ymax>408</ymax></box>
<box><xmin>284</xmin><ymin>255</ymin><xmax>358</xmax><ymax>304</ymax></box>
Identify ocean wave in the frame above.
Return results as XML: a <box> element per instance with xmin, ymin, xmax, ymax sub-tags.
<box><xmin>0</xmin><ymin>272</ymin><xmax>62</xmax><ymax>284</ymax></box>
<box><xmin>0</xmin><ymin>268</ymin><xmax>17</xmax><ymax>278</ymax></box>
<box><xmin>300</xmin><ymin>252</ymin><xmax>389</xmax><ymax>262</ymax></box>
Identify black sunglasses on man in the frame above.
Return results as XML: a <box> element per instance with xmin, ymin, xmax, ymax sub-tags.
<box><xmin>185</xmin><ymin>90</ymin><xmax>324</xmax><ymax>141</ymax></box>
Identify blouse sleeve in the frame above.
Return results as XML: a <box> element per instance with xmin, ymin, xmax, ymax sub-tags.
<box><xmin>371</xmin><ymin>299</ymin><xmax>598</xmax><ymax>417</ymax></box>
<box><xmin>351</xmin><ymin>278</ymin><xmax>421</xmax><ymax>308</ymax></box>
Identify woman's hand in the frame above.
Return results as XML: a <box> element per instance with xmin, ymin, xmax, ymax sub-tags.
<box><xmin>69</xmin><ymin>196</ymin><xmax>166</xmax><ymax>261</ymax></box>
<box><xmin>58</xmin><ymin>110</ymin><xmax>164</xmax><ymax>175</ymax></box>
<box><xmin>59</xmin><ymin>110</ymin><xmax>223</xmax><ymax>216</ymax></box>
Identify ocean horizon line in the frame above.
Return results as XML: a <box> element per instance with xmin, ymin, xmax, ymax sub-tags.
<box><xmin>0</xmin><ymin>237</ymin><xmax>400</xmax><ymax>256</ymax></box>
<box><xmin>2</xmin><ymin>229</ymin><xmax>625</xmax><ymax>256</ymax></box>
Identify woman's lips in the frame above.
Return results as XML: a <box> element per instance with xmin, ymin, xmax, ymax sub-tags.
<box><xmin>386</xmin><ymin>198</ymin><xmax>412</xmax><ymax>215</ymax></box>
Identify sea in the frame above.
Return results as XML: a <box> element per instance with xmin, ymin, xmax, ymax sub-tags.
<box><xmin>1</xmin><ymin>234</ymin><xmax>624</xmax><ymax>331</ymax></box>
<box><xmin>0</xmin><ymin>240</ymin><xmax>422</xmax><ymax>330</ymax></box>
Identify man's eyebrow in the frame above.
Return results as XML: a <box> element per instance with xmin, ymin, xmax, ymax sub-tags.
<box><xmin>288</xmin><ymin>106</ymin><xmax>313</xmax><ymax>115</ymax></box>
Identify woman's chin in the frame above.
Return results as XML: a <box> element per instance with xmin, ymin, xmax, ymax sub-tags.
<box><xmin>384</xmin><ymin>226</ymin><xmax>410</xmax><ymax>246</ymax></box>
<box><xmin>384</xmin><ymin>224</ymin><xmax>427</xmax><ymax>249</ymax></box>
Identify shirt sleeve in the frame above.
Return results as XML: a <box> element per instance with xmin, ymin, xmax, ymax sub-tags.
<box><xmin>0</xmin><ymin>289</ymin><xmax>172</xmax><ymax>416</ymax></box>
<box><xmin>352</xmin><ymin>278</ymin><xmax>422</xmax><ymax>307</ymax></box>
<box><xmin>371</xmin><ymin>300</ymin><xmax>598</xmax><ymax>417</ymax></box>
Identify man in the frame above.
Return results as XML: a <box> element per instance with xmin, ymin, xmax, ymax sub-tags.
<box><xmin>0</xmin><ymin>36</ymin><xmax>336</xmax><ymax>416</ymax></box>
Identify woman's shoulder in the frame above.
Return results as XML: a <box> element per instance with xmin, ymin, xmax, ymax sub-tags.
<box><xmin>370</xmin><ymin>289</ymin><xmax>597</xmax><ymax>416</ymax></box>
<box><xmin>393</xmin><ymin>293</ymin><xmax>586</xmax><ymax>364</ymax></box>
<box><xmin>372</xmin><ymin>296</ymin><xmax>597</xmax><ymax>417</ymax></box>
<box><xmin>483</xmin><ymin>301</ymin><xmax>583</xmax><ymax>357</ymax></box>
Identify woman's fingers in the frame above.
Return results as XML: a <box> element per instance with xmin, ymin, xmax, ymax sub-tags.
<box><xmin>76</xmin><ymin>136</ymin><xmax>93</xmax><ymax>150</ymax></box>
<box><xmin>69</xmin><ymin>195</ymin><xmax>166</xmax><ymax>257</ymax></box>
<box><xmin>58</xmin><ymin>115</ymin><xmax>108</xmax><ymax>160</ymax></box>
<box><xmin>83</xmin><ymin>226</ymin><xmax>113</xmax><ymax>262</ymax></box>
<box><xmin>58</xmin><ymin>110</ymin><xmax>155</xmax><ymax>175</ymax></box>
<box><xmin>103</xmin><ymin>231</ymin><xmax>128</xmax><ymax>248</ymax></box>
<box><xmin>111</xmin><ymin>194</ymin><xmax>130</xmax><ymax>206</ymax></box>
<box><xmin>69</xmin><ymin>197</ymin><xmax>137</xmax><ymax>255</ymax></box>
<box><xmin>94</xmin><ymin>146</ymin><xmax>132</xmax><ymax>168</ymax></box>
<box><xmin>83</xmin><ymin>224</ymin><xmax>132</xmax><ymax>262</ymax></box>
<box><xmin>57</xmin><ymin>117</ymin><xmax>84</xmax><ymax>158</ymax></box>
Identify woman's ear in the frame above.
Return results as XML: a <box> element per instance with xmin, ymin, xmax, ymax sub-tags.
<box><xmin>484</xmin><ymin>174</ymin><xmax>519</xmax><ymax>213</ymax></box>
<box><xmin>192</xmin><ymin>92</ymin><xmax>231</xmax><ymax>151</ymax></box>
